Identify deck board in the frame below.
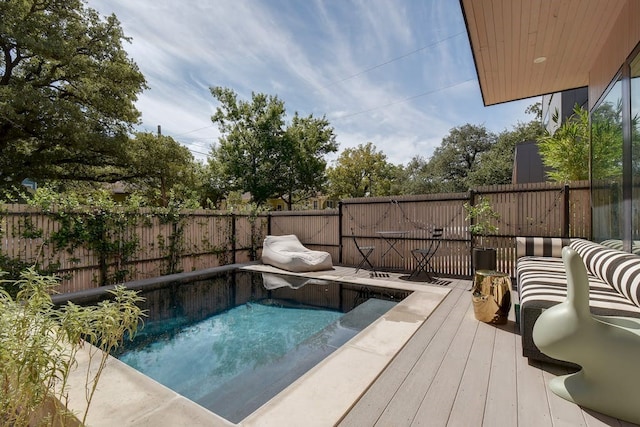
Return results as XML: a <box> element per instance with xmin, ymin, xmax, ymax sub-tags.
<box><xmin>410</xmin><ymin>300</ymin><xmax>480</xmax><ymax>426</ymax></box>
<box><xmin>338</xmin><ymin>276</ymin><xmax>639</xmax><ymax>427</ymax></box>
<box><xmin>338</xmin><ymin>281</ymin><xmax>466</xmax><ymax>426</ymax></box>
<box><xmin>482</xmin><ymin>319</ymin><xmax>517</xmax><ymax>427</ymax></box>
<box><xmin>373</xmin><ymin>285</ymin><xmax>469</xmax><ymax>426</ymax></box>
<box><xmin>447</xmin><ymin>314</ymin><xmax>494</xmax><ymax>427</ymax></box>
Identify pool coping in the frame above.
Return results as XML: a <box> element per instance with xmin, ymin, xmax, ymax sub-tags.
<box><xmin>64</xmin><ymin>265</ymin><xmax>450</xmax><ymax>426</ymax></box>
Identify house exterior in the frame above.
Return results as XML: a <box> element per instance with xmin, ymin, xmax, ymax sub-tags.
<box><xmin>512</xmin><ymin>140</ymin><xmax>548</xmax><ymax>184</ymax></box>
<box><xmin>460</xmin><ymin>0</ymin><xmax>640</xmax><ymax>252</ymax></box>
<box><xmin>541</xmin><ymin>87</ymin><xmax>589</xmax><ymax>134</ymax></box>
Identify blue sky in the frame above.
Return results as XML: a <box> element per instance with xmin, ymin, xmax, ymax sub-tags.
<box><xmin>86</xmin><ymin>0</ymin><xmax>539</xmax><ymax>165</ymax></box>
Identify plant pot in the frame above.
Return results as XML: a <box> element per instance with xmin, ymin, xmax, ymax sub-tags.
<box><xmin>473</xmin><ymin>247</ymin><xmax>497</xmax><ymax>271</ymax></box>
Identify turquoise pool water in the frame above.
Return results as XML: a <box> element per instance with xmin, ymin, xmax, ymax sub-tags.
<box><xmin>118</xmin><ymin>301</ymin><xmax>343</xmax><ymax>405</ymax></box>
<box><xmin>107</xmin><ymin>270</ymin><xmax>407</xmax><ymax>422</ymax></box>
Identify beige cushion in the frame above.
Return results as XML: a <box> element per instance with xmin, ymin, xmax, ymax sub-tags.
<box><xmin>262</xmin><ymin>235</ymin><xmax>333</xmax><ymax>272</ymax></box>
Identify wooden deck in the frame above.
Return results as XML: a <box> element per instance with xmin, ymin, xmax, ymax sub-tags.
<box><xmin>337</xmin><ymin>277</ymin><xmax>638</xmax><ymax>427</ymax></box>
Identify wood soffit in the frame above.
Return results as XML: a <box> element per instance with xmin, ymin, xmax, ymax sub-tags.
<box><xmin>460</xmin><ymin>0</ymin><xmax>625</xmax><ymax>106</ymax></box>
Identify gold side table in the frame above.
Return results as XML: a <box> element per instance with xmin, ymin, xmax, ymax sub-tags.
<box><xmin>472</xmin><ymin>269</ymin><xmax>512</xmax><ymax>324</ymax></box>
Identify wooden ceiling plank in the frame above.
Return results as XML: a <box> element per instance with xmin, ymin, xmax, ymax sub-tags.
<box><xmin>511</xmin><ymin>0</ymin><xmax>523</xmax><ymax>102</ymax></box>
<box><xmin>556</xmin><ymin>0</ymin><xmax>590</xmax><ymax>91</ymax></box>
<box><xmin>530</xmin><ymin>0</ymin><xmax>554</xmax><ymax>97</ymax></box>
<box><xmin>540</xmin><ymin>0</ymin><xmax>574</xmax><ymax>95</ymax></box>
<box><xmin>519</xmin><ymin>0</ymin><xmax>535</xmax><ymax>102</ymax></box>
<box><xmin>501</xmin><ymin>0</ymin><xmax>515</xmax><ymax>103</ymax></box>
<box><xmin>582</xmin><ymin>1</ymin><xmax>626</xmax><ymax>72</ymax></box>
<box><xmin>522</xmin><ymin>0</ymin><xmax>542</xmax><ymax>101</ymax></box>
<box><xmin>492</xmin><ymin>0</ymin><xmax>507</xmax><ymax>102</ymax></box>
<box><xmin>482</xmin><ymin>0</ymin><xmax>499</xmax><ymax>104</ymax></box>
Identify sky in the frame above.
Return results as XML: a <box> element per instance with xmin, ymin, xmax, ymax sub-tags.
<box><xmin>85</xmin><ymin>0</ymin><xmax>539</xmax><ymax>166</ymax></box>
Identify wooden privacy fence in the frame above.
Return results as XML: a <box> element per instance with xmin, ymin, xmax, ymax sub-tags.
<box><xmin>340</xmin><ymin>181</ymin><xmax>591</xmax><ymax>278</ymax></box>
<box><xmin>0</xmin><ymin>181</ymin><xmax>590</xmax><ymax>293</ymax></box>
<box><xmin>0</xmin><ymin>206</ymin><xmax>268</xmax><ymax>293</ymax></box>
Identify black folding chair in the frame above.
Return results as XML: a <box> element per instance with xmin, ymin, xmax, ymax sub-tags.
<box><xmin>351</xmin><ymin>230</ymin><xmax>376</xmax><ymax>274</ymax></box>
<box><xmin>410</xmin><ymin>227</ymin><xmax>443</xmax><ymax>281</ymax></box>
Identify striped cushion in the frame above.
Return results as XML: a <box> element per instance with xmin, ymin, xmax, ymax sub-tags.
<box><xmin>518</xmin><ymin>257</ymin><xmax>640</xmax><ymax>316</ymax></box>
<box><xmin>516</xmin><ymin>237</ymin><xmax>572</xmax><ymax>259</ymax></box>
<box><xmin>570</xmin><ymin>239</ymin><xmax>640</xmax><ymax>308</ymax></box>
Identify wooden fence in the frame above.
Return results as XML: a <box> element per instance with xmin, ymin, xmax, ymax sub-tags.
<box><xmin>0</xmin><ymin>181</ymin><xmax>590</xmax><ymax>293</ymax></box>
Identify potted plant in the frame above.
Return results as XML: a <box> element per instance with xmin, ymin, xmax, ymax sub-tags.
<box><xmin>463</xmin><ymin>196</ymin><xmax>499</xmax><ymax>271</ymax></box>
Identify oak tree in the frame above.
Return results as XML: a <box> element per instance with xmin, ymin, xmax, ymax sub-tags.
<box><xmin>0</xmin><ymin>0</ymin><xmax>146</xmax><ymax>190</ymax></box>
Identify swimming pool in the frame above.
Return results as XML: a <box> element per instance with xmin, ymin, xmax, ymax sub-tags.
<box><xmin>107</xmin><ymin>270</ymin><xmax>410</xmax><ymax>423</ymax></box>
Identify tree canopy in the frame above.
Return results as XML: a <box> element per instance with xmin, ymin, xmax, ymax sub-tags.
<box><xmin>425</xmin><ymin>124</ymin><xmax>497</xmax><ymax>192</ymax></box>
<box><xmin>126</xmin><ymin>132</ymin><xmax>202</xmax><ymax>207</ymax></box>
<box><xmin>537</xmin><ymin>106</ymin><xmax>591</xmax><ymax>182</ymax></box>
<box><xmin>208</xmin><ymin>86</ymin><xmax>337</xmax><ymax>208</ymax></box>
<box><xmin>0</xmin><ymin>0</ymin><xmax>147</xmax><ymax>190</ymax></box>
<box><xmin>468</xmin><ymin>119</ymin><xmax>545</xmax><ymax>186</ymax></box>
<box><xmin>326</xmin><ymin>142</ymin><xmax>398</xmax><ymax>199</ymax></box>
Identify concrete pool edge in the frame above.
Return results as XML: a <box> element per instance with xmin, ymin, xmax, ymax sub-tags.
<box><xmin>63</xmin><ymin>265</ymin><xmax>450</xmax><ymax>426</ymax></box>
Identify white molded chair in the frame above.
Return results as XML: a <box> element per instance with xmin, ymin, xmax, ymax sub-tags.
<box><xmin>532</xmin><ymin>246</ymin><xmax>640</xmax><ymax>424</ymax></box>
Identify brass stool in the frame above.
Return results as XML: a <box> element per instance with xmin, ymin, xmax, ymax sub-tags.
<box><xmin>472</xmin><ymin>270</ymin><xmax>512</xmax><ymax>324</ymax></box>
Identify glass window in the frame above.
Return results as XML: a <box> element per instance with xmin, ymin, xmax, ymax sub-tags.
<box><xmin>591</xmin><ymin>79</ymin><xmax>623</xmax><ymax>242</ymax></box>
<box><xmin>631</xmin><ymin>52</ymin><xmax>640</xmax><ymax>248</ymax></box>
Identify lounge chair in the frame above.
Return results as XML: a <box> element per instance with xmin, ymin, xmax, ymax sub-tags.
<box><xmin>262</xmin><ymin>235</ymin><xmax>333</xmax><ymax>272</ymax></box>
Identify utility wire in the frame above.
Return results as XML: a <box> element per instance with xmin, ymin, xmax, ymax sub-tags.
<box><xmin>320</xmin><ymin>31</ymin><xmax>466</xmax><ymax>89</ymax></box>
<box><xmin>173</xmin><ymin>124</ymin><xmax>215</xmax><ymax>137</ymax></box>
<box><xmin>334</xmin><ymin>77</ymin><xmax>475</xmax><ymax>120</ymax></box>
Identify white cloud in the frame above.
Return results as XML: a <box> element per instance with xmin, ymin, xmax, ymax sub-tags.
<box><xmin>86</xmin><ymin>0</ymin><xmax>537</xmax><ymax>166</ymax></box>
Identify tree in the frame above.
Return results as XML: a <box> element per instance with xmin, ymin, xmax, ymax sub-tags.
<box><xmin>326</xmin><ymin>142</ymin><xmax>399</xmax><ymax>199</ymax></box>
<box><xmin>209</xmin><ymin>87</ymin><xmax>337</xmax><ymax>208</ymax></box>
<box><xmin>537</xmin><ymin>105</ymin><xmax>623</xmax><ymax>182</ymax></box>
<box><xmin>468</xmin><ymin>119</ymin><xmax>545</xmax><ymax>186</ymax></box>
<box><xmin>426</xmin><ymin>124</ymin><xmax>497</xmax><ymax>192</ymax></box>
<box><xmin>126</xmin><ymin>132</ymin><xmax>201</xmax><ymax>207</ymax></box>
<box><xmin>277</xmin><ymin>113</ymin><xmax>337</xmax><ymax>209</ymax></box>
<box><xmin>394</xmin><ymin>155</ymin><xmax>438</xmax><ymax>195</ymax></box>
<box><xmin>537</xmin><ymin>106</ymin><xmax>590</xmax><ymax>182</ymax></box>
<box><xmin>0</xmin><ymin>0</ymin><xmax>147</xmax><ymax>190</ymax></box>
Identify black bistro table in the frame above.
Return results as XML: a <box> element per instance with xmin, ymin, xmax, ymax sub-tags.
<box><xmin>376</xmin><ymin>231</ymin><xmax>409</xmax><ymax>260</ymax></box>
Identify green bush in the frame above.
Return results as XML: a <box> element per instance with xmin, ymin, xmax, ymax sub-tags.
<box><xmin>0</xmin><ymin>268</ymin><xmax>145</xmax><ymax>426</ymax></box>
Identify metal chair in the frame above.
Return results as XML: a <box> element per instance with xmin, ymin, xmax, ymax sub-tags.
<box><xmin>410</xmin><ymin>227</ymin><xmax>443</xmax><ymax>281</ymax></box>
<box><xmin>351</xmin><ymin>230</ymin><xmax>375</xmax><ymax>274</ymax></box>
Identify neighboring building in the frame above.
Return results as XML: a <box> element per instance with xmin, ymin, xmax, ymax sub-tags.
<box><xmin>512</xmin><ymin>140</ymin><xmax>549</xmax><ymax>184</ymax></box>
<box><xmin>541</xmin><ymin>87</ymin><xmax>589</xmax><ymax>134</ymax></box>
<box><xmin>514</xmin><ymin>87</ymin><xmax>588</xmax><ymax>184</ymax></box>
<box><xmin>461</xmin><ymin>0</ymin><xmax>640</xmax><ymax>252</ymax></box>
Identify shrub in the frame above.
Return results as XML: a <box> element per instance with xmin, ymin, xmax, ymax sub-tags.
<box><xmin>0</xmin><ymin>268</ymin><xmax>144</xmax><ymax>426</ymax></box>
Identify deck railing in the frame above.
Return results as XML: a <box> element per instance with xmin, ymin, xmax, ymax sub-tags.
<box><xmin>0</xmin><ymin>181</ymin><xmax>590</xmax><ymax>293</ymax></box>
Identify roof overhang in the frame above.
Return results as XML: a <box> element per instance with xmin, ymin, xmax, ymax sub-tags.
<box><xmin>460</xmin><ymin>0</ymin><xmax>626</xmax><ymax>106</ymax></box>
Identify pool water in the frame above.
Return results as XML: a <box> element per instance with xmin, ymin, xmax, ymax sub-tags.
<box><xmin>117</xmin><ymin>301</ymin><xmax>343</xmax><ymax>405</ymax></box>
<box><xmin>107</xmin><ymin>271</ymin><xmax>407</xmax><ymax>423</ymax></box>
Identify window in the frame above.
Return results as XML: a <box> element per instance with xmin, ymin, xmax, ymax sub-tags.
<box><xmin>591</xmin><ymin>78</ymin><xmax>623</xmax><ymax>243</ymax></box>
<box><xmin>631</xmin><ymin>52</ymin><xmax>640</xmax><ymax>246</ymax></box>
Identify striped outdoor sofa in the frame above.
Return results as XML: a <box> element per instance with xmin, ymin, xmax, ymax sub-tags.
<box><xmin>517</xmin><ymin>237</ymin><xmax>640</xmax><ymax>365</ymax></box>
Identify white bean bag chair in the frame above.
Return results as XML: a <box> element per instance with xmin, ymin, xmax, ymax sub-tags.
<box><xmin>262</xmin><ymin>235</ymin><xmax>333</xmax><ymax>272</ymax></box>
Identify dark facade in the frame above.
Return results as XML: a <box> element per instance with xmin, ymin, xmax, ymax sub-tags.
<box><xmin>512</xmin><ymin>140</ymin><xmax>548</xmax><ymax>184</ymax></box>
